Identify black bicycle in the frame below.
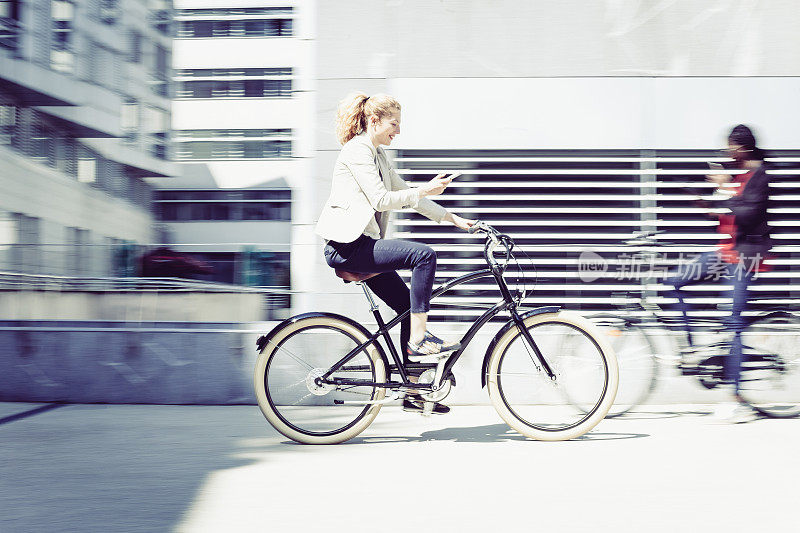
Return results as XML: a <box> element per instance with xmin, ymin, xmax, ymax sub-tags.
<box><xmin>254</xmin><ymin>222</ymin><xmax>619</xmax><ymax>444</ymax></box>
<box><xmin>585</xmin><ymin>230</ymin><xmax>800</xmax><ymax>418</ymax></box>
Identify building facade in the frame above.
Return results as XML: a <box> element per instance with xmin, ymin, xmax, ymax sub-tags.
<box><xmin>156</xmin><ymin>0</ymin><xmax>315</xmax><ymax>295</ymax></box>
<box><xmin>0</xmin><ymin>0</ymin><xmax>177</xmax><ymax>277</ymax></box>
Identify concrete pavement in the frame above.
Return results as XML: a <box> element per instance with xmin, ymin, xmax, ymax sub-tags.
<box><xmin>1</xmin><ymin>402</ymin><xmax>798</xmax><ymax>533</ymax></box>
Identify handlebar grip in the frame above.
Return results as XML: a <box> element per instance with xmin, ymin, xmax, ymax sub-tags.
<box><xmin>468</xmin><ymin>220</ymin><xmax>484</xmax><ymax>234</ymax></box>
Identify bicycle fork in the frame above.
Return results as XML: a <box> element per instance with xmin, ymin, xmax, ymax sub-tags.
<box><xmin>511</xmin><ymin>311</ymin><xmax>557</xmax><ymax>380</ymax></box>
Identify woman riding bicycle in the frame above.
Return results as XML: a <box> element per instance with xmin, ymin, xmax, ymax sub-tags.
<box><xmin>665</xmin><ymin>124</ymin><xmax>772</xmax><ymax>422</ymax></box>
<box><xmin>315</xmin><ymin>92</ymin><xmax>475</xmax><ymax>414</ymax></box>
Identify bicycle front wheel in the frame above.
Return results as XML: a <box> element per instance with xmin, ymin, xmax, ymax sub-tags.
<box><xmin>486</xmin><ymin>311</ymin><xmax>618</xmax><ymax>441</ymax></box>
<box><xmin>739</xmin><ymin>314</ymin><xmax>800</xmax><ymax>418</ymax></box>
<box><xmin>254</xmin><ymin>315</ymin><xmax>387</xmax><ymax>444</ymax></box>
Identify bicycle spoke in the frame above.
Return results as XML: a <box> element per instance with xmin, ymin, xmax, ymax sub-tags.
<box><xmin>267</xmin><ymin>338</ymin><xmax>315</xmax><ymax>371</ymax></box>
<box><xmin>493</xmin><ymin>320</ymin><xmax>610</xmax><ymax>431</ymax></box>
<box><xmin>291</xmin><ymin>391</ymin><xmax>316</xmax><ymax>406</ymax></box>
<box><xmin>257</xmin><ymin>320</ymin><xmax>386</xmax><ymax>440</ymax></box>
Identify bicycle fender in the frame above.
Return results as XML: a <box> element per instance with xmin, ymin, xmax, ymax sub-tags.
<box><xmin>480</xmin><ymin>306</ymin><xmax>561</xmax><ymax>388</ymax></box>
<box><xmin>255</xmin><ymin>312</ymin><xmax>392</xmax><ymax>373</ymax></box>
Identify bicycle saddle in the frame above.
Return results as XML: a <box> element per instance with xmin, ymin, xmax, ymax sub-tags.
<box><xmin>335</xmin><ymin>269</ymin><xmax>380</xmax><ymax>283</ymax></box>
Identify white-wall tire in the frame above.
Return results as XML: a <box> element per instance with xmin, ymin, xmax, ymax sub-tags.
<box><xmin>254</xmin><ymin>316</ymin><xmax>386</xmax><ymax>444</ymax></box>
<box><xmin>486</xmin><ymin>311</ymin><xmax>618</xmax><ymax>441</ymax></box>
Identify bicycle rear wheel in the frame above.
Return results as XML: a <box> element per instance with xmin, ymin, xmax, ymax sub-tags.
<box><xmin>486</xmin><ymin>311</ymin><xmax>618</xmax><ymax>441</ymax></box>
<box><xmin>254</xmin><ymin>315</ymin><xmax>387</xmax><ymax>444</ymax></box>
<box><xmin>739</xmin><ymin>314</ymin><xmax>800</xmax><ymax>418</ymax></box>
<box><xmin>584</xmin><ymin>314</ymin><xmax>658</xmax><ymax>417</ymax></box>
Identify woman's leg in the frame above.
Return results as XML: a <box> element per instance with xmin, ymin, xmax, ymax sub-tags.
<box><xmin>663</xmin><ymin>251</ymin><xmax>719</xmax><ymax>346</ymax></box>
<box><xmin>726</xmin><ymin>263</ymin><xmax>755</xmax><ymax>396</ymax></box>
<box><xmin>326</xmin><ymin>237</ymin><xmax>437</xmax><ymax>345</ymax></box>
<box><xmin>364</xmin><ymin>271</ymin><xmax>412</xmax><ymax>365</ymax></box>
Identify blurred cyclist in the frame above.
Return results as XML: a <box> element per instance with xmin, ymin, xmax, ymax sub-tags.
<box><xmin>665</xmin><ymin>124</ymin><xmax>772</xmax><ymax>423</ymax></box>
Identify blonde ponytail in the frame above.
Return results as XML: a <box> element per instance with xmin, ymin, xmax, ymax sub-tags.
<box><xmin>335</xmin><ymin>92</ymin><xmax>401</xmax><ymax>145</ymax></box>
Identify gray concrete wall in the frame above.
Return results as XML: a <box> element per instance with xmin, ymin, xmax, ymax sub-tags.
<box><xmin>0</xmin><ymin>290</ymin><xmax>265</xmax><ymax>322</ymax></box>
<box><xmin>0</xmin><ymin>321</ymin><xmax>272</xmax><ymax>404</ymax></box>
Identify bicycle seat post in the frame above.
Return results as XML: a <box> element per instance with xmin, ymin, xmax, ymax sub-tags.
<box><xmin>357</xmin><ymin>281</ymin><xmax>379</xmax><ymax>312</ymax></box>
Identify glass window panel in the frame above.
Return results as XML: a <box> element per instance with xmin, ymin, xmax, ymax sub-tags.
<box><xmin>212</xmin><ymin>81</ymin><xmax>229</xmax><ymax>97</ymax></box>
<box><xmin>185</xmin><ymin>81</ymin><xmax>212</xmax><ymax>98</ymax></box>
<box><xmin>192</xmin><ymin>21</ymin><xmax>212</xmax><ymax>37</ymax></box>
<box><xmin>244</xmin><ymin>79</ymin><xmax>264</xmax><ymax>97</ymax></box>
<box><xmin>212</xmin><ymin>20</ymin><xmax>230</xmax><ymax>37</ymax></box>
<box><xmin>210</xmin><ymin>203</ymin><xmax>229</xmax><ymax>220</ymax></box>
<box><xmin>244</xmin><ymin>20</ymin><xmax>264</xmax><ymax>36</ymax></box>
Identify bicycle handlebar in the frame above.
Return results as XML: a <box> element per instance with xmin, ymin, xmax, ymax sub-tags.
<box><xmin>470</xmin><ymin>221</ymin><xmax>513</xmax><ymax>270</ymax></box>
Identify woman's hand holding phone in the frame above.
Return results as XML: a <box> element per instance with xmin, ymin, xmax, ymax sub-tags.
<box><xmin>420</xmin><ymin>172</ymin><xmax>461</xmax><ymax>197</ymax></box>
<box><xmin>706</xmin><ymin>162</ymin><xmax>729</xmax><ymax>187</ymax></box>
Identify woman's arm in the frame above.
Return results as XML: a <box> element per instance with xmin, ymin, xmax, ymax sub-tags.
<box><xmin>442</xmin><ymin>211</ymin><xmax>476</xmax><ymax>230</ymax></box>
<box><xmin>342</xmin><ymin>143</ymin><xmax>422</xmax><ymax>212</ymax></box>
<box><xmin>388</xmin><ymin>167</ymin><xmax>474</xmax><ymax>229</ymax></box>
<box><xmin>719</xmin><ymin>172</ymin><xmax>770</xmax><ymax>230</ymax></box>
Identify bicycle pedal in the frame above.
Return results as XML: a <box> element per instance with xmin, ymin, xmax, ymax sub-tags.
<box><xmin>407</xmin><ymin>353</ymin><xmax>450</xmax><ymax>364</ymax></box>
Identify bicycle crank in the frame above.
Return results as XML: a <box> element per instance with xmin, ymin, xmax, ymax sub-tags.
<box><xmin>417</xmin><ymin>368</ymin><xmax>455</xmax><ymax>402</ymax></box>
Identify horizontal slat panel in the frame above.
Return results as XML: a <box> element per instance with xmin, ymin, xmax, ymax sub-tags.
<box><xmin>393</xmin><ymin>148</ymin><xmax>800</xmax><ymax>323</ymax></box>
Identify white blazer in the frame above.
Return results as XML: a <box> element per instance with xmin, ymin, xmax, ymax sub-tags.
<box><xmin>315</xmin><ymin>133</ymin><xmax>447</xmax><ymax>243</ymax></box>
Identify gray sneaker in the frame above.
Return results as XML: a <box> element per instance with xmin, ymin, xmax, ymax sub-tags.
<box><xmin>713</xmin><ymin>402</ymin><xmax>758</xmax><ymax>424</ymax></box>
<box><xmin>406</xmin><ymin>331</ymin><xmax>461</xmax><ymax>362</ymax></box>
<box><xmin>402</xmin><ymin>398</ymin><xmax>450</xmax><ymax>415</ymax></box>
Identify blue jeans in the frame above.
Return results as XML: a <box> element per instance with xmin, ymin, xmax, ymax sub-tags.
<box><xmin>324</xmin><ymin>235</ymin><xmax>437</xmax><ymax>314</ymax></box>
<box><xmin>664</xmin><ymin>251</ymin><xmax>754</xmax><ymax>393</ymax></box>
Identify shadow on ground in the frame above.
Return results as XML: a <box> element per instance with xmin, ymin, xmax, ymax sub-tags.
<box><xmin>344</xmin><ymin>422</ymin><xmax>649</xmax><ymax>444</ymax></box>
<box><xmin>0</xmin><ymin>404</ymin><xmax>286</xmax><ymax>533</ymax></box>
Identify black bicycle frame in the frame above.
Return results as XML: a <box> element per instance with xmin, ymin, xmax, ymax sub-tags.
<box><xmin>321</xmin><ymin>260</ymin><xmax>556</xmax><ymax>389</ymax></box>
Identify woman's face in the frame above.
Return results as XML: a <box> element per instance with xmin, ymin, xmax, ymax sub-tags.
<box><xmin>727</xmin><ymin>142</ymin><xmax>749</xmax><ymax>164</ymax></box>
<box><xmin>370</xmin><ymin>109</ymin><xmax>401</xmax><ymax>146</ymax></box>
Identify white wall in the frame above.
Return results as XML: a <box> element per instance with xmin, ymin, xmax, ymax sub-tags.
<box><xmin>390</xmin><ymin>77</ymin><xmax>800</xmax><ymax>150</ymax></box>
<box><xmin>316</xmin><ymin>0</ymin><xmax>800</xmax><ymax>79</ymax></box>
<box><xmin>173</xmin><ymin>39</ymin><xmax>310</xmax><ymax>73</ymax></box>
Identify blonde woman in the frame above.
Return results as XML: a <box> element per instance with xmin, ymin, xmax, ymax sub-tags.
<box><xmin>316</xmin><ymin>93</ymin><xmax>474</xmax><ymax>414</ymax></box>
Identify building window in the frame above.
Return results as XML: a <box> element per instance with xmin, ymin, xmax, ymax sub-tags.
<box><xmin>13</xmin><ymin>214</ymin><xmax>41</xmax><ymax>274</ymax></box>
<box><xmin>0</xmin><ymin>0</ymin><xmax>22</xmax><ymax>52</ymax></box>
<box><xmin>174</xmin><ymin>129</ymin><xmax>292</xmax><ymax>160</ymax></box>
<box><xmin>175</xmin><ymin>68</ymin><xmax>292</xmax><ymax>99</ymax></box>
<box><xmin>176</xmin><ymin>8</ymin><xmax>294</xmax><ymax>39</ymax></box>
<box><xmin>77</xmin><ymin>156</ymin><xmax>96</xmax><ymax>183</ymax></box>
<box><xmin>59</xmin><ymin>136</ymin><xmax>77</xmax><ymax>176</ymax></box>
<box><xmin>176</xmin><ymin>7</ymin><xmax>293</xmax><ymax>17</ymax></box>
<box><xmin>154</xmin><ymin>189</ymin><xmax>292</xmax><ymax>222</ymax></box>
<box><xmin>99</xmin><ymin>0</ymin><xmax>118</xmax><ymax>25</ymax></box>
<box><xmin>148</xmin><ymin>0</ymin><xmax>172</xmax><ymax>35</ymax></box>
<box><xmin>150</xmin><ymin>44</ymin><xmax>170</xmax><ymax>97</ymax></box>
<box><xmin>128</xmin><ymin>30</ymin><xmax>141</xmax><ymax>63</ymax></box>
<box><xmin>30</xmin><ymin>124</ymin><xmax>54</xmax><ymax>165</ymax></box>
<box><xmin>0</xmin><ymin>103</ymin><xmax>16</xmax><ymax>145</ymax></box>
<box><xmin>51</xmin><ymin>0</ymin><xmax>75</xmax><ymax>72</ymax></box>
<box><xmin>121</xmin><ymin>100</ymin><xmax>139</xmax><ymax>143</ymax></box>
<box><xmin>143</xmin><ymin>106</ymin><xmax>169</xmax><ymax>160</ymax></box>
